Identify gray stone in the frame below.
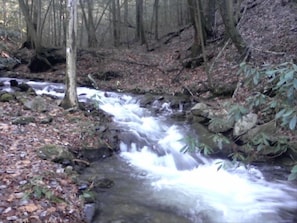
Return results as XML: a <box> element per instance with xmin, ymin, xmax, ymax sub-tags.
<box><xmin>190</xmin><ymin>103</ymin><xmax>209</xmax><ymax>117</ymax></box>
<box><xmin>233</xmin><ymin>113</ymin><xmax>258</xmax><ymax>136</ymax></box>
<box><xmin>191</xmin><ymin>122</ymin><xmax>232</xmax><ymax>157</ymax></box>
<box><xmin>208</xmin><ymin>117</ymin><xmax>234</xmax><ymax>133</ymax></box>
<box><xmin>23</xmin><ymin>96</ymin><xmax>48</xmax><ymax>112</ymax></box>
<box><xmin>37</xmin><ymin>144</ymin><xmax>74</xmax><ymax>163</ymax></box>
<box><xmin>12</xmin><ymin>116</ymin><xmax>35</xmax><ymax>125</ymax></box>
<box><xmin>84</xmin><ymin>203</ymin><xmax>96</xmax><ymax>223</ymax></box>
<box><xmin>241</xmin><ymin>121</ymin><xmax>276</xmax><ymax>143</ymax></box>
<box><xmin>81</xmin><ymin>147</ymin><xmax>112</xmax><ymax>162</ymax></box>
<box><xmin>0</xmin><ymin>92</ymin><xmax>14</xmax><ymax>102</ymax></box>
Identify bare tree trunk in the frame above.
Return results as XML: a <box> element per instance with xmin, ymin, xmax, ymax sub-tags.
<box><xmin>153</xmin><ymin>0</ymin><xmax>159</xmax><ymax>40</ymax></box>
<box><xmin>196</xmin><ymin>0</ymin><xmax>213</xmax><ymax>88</ymax></box>
<box><xmin>60</xmin><ymin>0</ymin><xmax>78</xmax><ymax>109</ymax></box>
<box><xmin>111</xmin><ymin>0</ymin><xmax>120</xmax><ymax>46</ymax></box>
<box><xmin>187</xmin><ymin>0</ymin><xmax>202</xmax><ymax>57</ymax></box>
<box><xmin>80</xmin><ymin>0</ymin><xmax>98</xmax><ymax>47</ymax></box>
<box><xmin>2</xmin><ymin>0</ymin><xmax>7</xmax><ymax>26</ymax></box>
<box><xmin>116</xmin><ymin>0</ymin><xmax>121</xmax><ymax>44</ymax></box>
<box><xmin>204</xmin><ymin>0</ymin><xmax>216</xmax><ymax>36</ymax></box>
<box><xmin>135</xmin><ymin>0</ymin><xmax>146</xmax><ymax>45</ymax></box>
<box><xmin>218</xmin><ymin>0</ymin><xmax>248</xmax><ymax>56</ymax></box>
<box><xmin>18</xmin><ymin>0</ymin><xmax>41</xmax><ymax>51</ymax></box>
<box><xmin>124</xmin><ymin>0</ymin><xmax>129</xmax><ymax>47</ymax></box>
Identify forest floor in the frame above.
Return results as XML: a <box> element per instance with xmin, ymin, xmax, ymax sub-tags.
<box><xmin>0</xmin><ymin>0</ymin><xmax>297</xmax><ymax>222</ymax></box>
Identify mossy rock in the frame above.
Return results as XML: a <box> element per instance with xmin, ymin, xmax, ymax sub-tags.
<box><xmin>81</xmin><ymin>147</ymin><xmax>112</xmax><ymax>162</ymax></box>
<box><xmin>208</xmin><ymin>117</ymin><xmax>234</xmax><ymax>133</ymax></box>
<box><xmin>23</xmin><ymin>96</ymin><xmax>48</xmax><ymax>112</ymax></box>
<box><xmin>0</xmin><ymin>92</ymin><xmax>15</xmax><ymax>102</ymax></box>
<box><xmin>37</xmin><ymin>144</ymin><xmax>74</xmax><ymax>163</ymax></box>
<box><xmin>12</xmin><ymin>116</ymin><xmax>35</xmax><ymax>125</ymax></box>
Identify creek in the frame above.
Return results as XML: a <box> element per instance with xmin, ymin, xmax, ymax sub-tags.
<box><xmin>1</xmin><ymin>78</ymin><xmax>297</xmax><ymax>223</ymax></box>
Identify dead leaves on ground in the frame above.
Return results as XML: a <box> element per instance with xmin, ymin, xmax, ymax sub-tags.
<box><xmin>0</xmin><ymin>99</ymin><xmax>86</xmax><ymax>222</ymax></box>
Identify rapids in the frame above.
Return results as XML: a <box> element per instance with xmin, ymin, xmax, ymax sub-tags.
<box><xmin>1</xmin><ymin>78</ymin><xmax>297</xmax><ymax>223</ymax></box>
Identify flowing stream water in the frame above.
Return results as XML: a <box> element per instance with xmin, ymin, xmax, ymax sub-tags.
<box><xmin>1</xmin><ymin>78</ymin><xmax>297</xmax><ymax>223</ymax></box>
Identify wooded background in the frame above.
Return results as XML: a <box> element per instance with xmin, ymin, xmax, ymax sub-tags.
<box><xmin>1</xmin><ymin>0</ymin><xmax>247</xmax><ymax>57</ymax></box>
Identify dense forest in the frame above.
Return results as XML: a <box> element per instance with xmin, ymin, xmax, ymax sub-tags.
<box><xmin>0</xmin><ymin>0</ymin><xmax>297</xmax><ymax>222</ymax></box>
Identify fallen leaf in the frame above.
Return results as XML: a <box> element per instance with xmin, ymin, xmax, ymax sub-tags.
<box><xmin>22</xmin><ymin>203</ymin><xmax>39</xmax><ymax>212</ymax></box>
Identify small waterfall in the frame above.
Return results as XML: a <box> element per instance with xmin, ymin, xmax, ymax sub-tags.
<box><xmin>1</xmin><ymin>78</ymin><xmax>297</xmax><ymax>223</ymax></box>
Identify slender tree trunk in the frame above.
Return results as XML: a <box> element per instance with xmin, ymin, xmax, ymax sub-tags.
<box><xmin>124</xmin><ymin>0</ymin><xmax>129</xmax><ymax>47</ymax></box>
<box><xmin>196</xmin><ymin>0</ymin><xmax>213</xmax><ymax>88</ymax></box>
<box><xmin>18</xmin><ymin>0</ymin><xmax>41</xmax><ymax>51</ymax></box>
<box><xmin>135</xmin><ymin>0</ymin><xmax>146</xmax><ymax>45</ymax></box>
<box><xmin>80</xmin><ymin>0</ymin><xmax>98</xmax><ymax>47</ymax></box>
<box><xmin>204</xmin><ymin>0</ymin><xmax>216</xmax><ymax>36</ymax></box>
<box><xmin>87</xmin><ymin>0</ymin><xmax>98</xmax><ymax>47</ymax></box>
<box><xmin>116</xmin><ymin>0</ymin><xmax>121</xmax><ymax>44</ymax></box>
<box><xmin>153</xmin><ymin>0</ymin><xmax>159</xmax><ymax>40</ymax></box>
<box><xmin>187</xmin><ymin>0</ymin><xmax>201</xmax><ymax>57</ymax></box>
<box><xmin>60</xmin><ymin>0</ymin><xmax>78</xmax><ymax>109</ymax></box>
<box><xmin>218</xmin><ymin>0</ymin><xmax>248</xmax><ymax>55</ymax></box>
<box><xmin>111</xmin><ymin>0</ymin><xmax>120</xmax><ymax>46</ymax></box>
<box><xmin>53</xmin><ymin>0</ymin><xmax>57</xmax><ymax>46</ymax></box>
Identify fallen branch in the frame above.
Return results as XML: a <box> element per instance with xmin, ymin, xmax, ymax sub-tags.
<box><xmin>73</xmin><ymin>158</ymin><xmax>90</xmax><ymax>166</ymax></box>
<box><xmin>250</xmin><ymin>46</ymin><xmax>285</xmax><ymax>56</ymax></box>
<box><xmin>112</xmin><ymin>58</ymin><xmax>158</xmax><ymax>67</ymax></box>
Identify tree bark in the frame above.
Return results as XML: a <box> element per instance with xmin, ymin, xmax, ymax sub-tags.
<box><xmin>153</xmin><ymin>0</ymin><xmax>159</xmax><ymax>40</ymax></box>
<box><xmin>111</xmin><ymin>0</ymin><xmax>121</xmax><ymax>46</ymax></box>
<box><xmin>135</xmin><ymin>0</ymin><xmax>146</xmax><ymax>45</ymax></box>
<box><xmin>18</xmin><ymin>0</ymin><xmax>41</xmax><ymax>51</ymax></box>
<box><xmin>60</xmin><ymin>0</ymin><xmax>78</xmax><ymax>109</ymax></box>
<box><xmin>204</xmin><ymin>0</ymin><xmax>216</xmax><ymax>36</ymax></box>
<box><xmin>187</xmin><ymin>0</ymin><xmax>202</xmax><ymax>57</ymax></box>
<box><xmin>79</xmin><ymin>0</ymin><xmax>98</xmax><ymax>47</ymax></box>
<box><xmin>218</xmin><ymin>0</ymin><xmax>248</xmax><ymax>56</ymax></box>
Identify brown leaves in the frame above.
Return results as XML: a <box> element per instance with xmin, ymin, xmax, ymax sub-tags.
<box><xmin>21</xmin><ymin>203</ymin><xmax>40</xmax><ymax>213</ymax></box>
<box><xmin>0</xmin><ymin>98</ymin><xmax>85</xmax><ymax>222</ymax></box>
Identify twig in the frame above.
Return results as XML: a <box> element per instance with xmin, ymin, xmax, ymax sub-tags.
<box><xmin>250</xmin><ymin>46</ymin><xmax>285</xmax><ymax>56</ymax></box>
<box><xmin>209</xmin><ymin>38</ymin><xmax>231</xmax><ymax>74</ymax></box>
<box><xmin>73</xmin><ymin>158</ymin><xmax>90</xmax><ymax>166</ymax></box>
<box><xmin>112</xmin><ymin>58</ymin><xmax>158</xmax><ymax>67</ymax></box>
<box><xmin>88</xmin><ymin>73</ymin><xmax>99</xmax><ymax>89</ymax></box>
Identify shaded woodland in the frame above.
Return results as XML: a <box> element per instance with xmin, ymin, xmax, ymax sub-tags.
<box><xmin>0</xmin><ymin>0</ymin><xmax>297</xmax><ymax>222</ymax></box>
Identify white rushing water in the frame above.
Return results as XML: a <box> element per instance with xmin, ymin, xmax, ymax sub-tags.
<box><xmin>93</xmin><ymin>89</ymin><xmax>297</xmax><ymax>223</ymax></box>
<box><xmin>1</xmin><ymin>78</ymin><xmax>297</xmax><ymax>223</ymax></box>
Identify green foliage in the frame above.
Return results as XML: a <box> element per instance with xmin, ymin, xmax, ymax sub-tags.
<box><xmin>239</xmin><ymin>62</ymin><xmax>297</xmax><ymax>180</ymax></box>
<box><xmin>90</xmin><ymin>93</ymin><xmax>102</xmax><ymax>107</ymax></box>
<box><xmin>246</xmin><ymin>92</ymin><xmax>267</xmax><ymax>110</ymax></box>
<box><xmin>179</xmin><ymin>136</ymin><xmax>213</xmax><ymax>155</ymax></box>
<box><xmin>239</xmin><ymin>62</ymin><xmax>297</xmax><ymax>130</ymax></box>
<box><xmin>228</xmin><ymin>103</ymin><xmax>248</xmax><ymax>122</ymax></box>
<box><xmin>288</xmin><ymin>164</ymin><xmax>297</xmax><ymax>181</ymax></box>
<box><xmin>275</xmin><ymin>108</ymin><xmax>297</xmax><ymax>130</ymax></box>
<box><xmin>215</xmin><ymin>158</ymin><xmax>243</xmax><ymax>171</ymax></box>
<box><xmin>250</xmin><ymin>132</ymin><xmax>270</xmax><ymax>152</ymax></box>
<box><xmin>79</xmin><ymin>190</ymin><xmax>96</xmax><ymax>203</ymax></box>
<box><xmin>209</xmin><ymin>133</ymin><xmax>231</xmax><ymax>150</ymax></box>
<box><xmin>22</xmin><ymin>176</ymin><xmax>65</xmax><ymax>203</ymax></box>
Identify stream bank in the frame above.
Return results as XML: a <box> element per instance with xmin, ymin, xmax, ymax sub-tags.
<box><xmin>1</xmin><ymin>78</ymin><xmax>297</xmax><ymax>223</ymax></box>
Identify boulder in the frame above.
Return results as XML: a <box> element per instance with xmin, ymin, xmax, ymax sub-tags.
<box><xmin>240</xmin><ymin>120</ymin><xmax>276</xmax><ymax>143</ymax></box>
<box><xmin>22</xmin><ymin>96</ymin><xmax>48</xmax><ymax>112</ymax></box>
<box><xmin>12</xmin><ymin>116</ymin><xmax>35</xmax><ymax>125</ymax></box>
<box><xmin>191</xmin><ymin>122</ymin><xmax>232</xmax><ymax>157</ymax></box>
<box><xmin>81</xmin><ymin>147</ymin><xmax>112</xmax><ymax>162</ymax></box>
<box><xmin>190</xmin><ymin>102</ymin><xmax>210</xmax><ymax>117</ymax></box>
<box><xmin>233</xmin><ymin>113</ymin><xmax>258</xmax><ymax>136</ymax></box>
<box><xmin>0</xmin><ymin>92</ymin><xmax>15</xmax><ymax>102</ymax></box>
<box><xmin>37</xmin><ymin>144</ymin><xmax>74</xmax><ymax>164</ymax></box>
<box><xmin>189</xmin><ymin>102</ymin><xmax>229</xmax><ymax>124</ymax></box>
<box><xmin>208</xmin><ymin>117</ymin><xmax>234</xmax><ymax>133</ymax></box>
